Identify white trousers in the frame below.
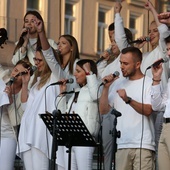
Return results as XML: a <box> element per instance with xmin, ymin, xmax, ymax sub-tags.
<box><xmin>0</xmin><ymin>137</ymin><xmax>17</xmax><ymax>170</ymax></box>
<box><xmin>23</xmin><ymin>147</ymin><xmax>49</xmax><ymax>170</ymax></box>
<box><xmin>60</xmin><ymin>146</ymin><xmax>95</xmax><ymax>170</ymax></box>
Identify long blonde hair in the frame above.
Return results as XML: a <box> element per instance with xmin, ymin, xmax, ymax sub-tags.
<box><xmin>31</xmin><ymin>49</ymin><xmax>51</xmax><ymax>89</ymax></box>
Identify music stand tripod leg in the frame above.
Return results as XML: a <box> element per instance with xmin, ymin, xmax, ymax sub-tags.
<box><xmin>110</xmin><ymin>109</ymin><xmax>121</xmax><ymax>170</ymax></box>
<box><xmin>66</xmin><ymin>146</ymin><xmax>72</xmax><ymax>170</ymax></box>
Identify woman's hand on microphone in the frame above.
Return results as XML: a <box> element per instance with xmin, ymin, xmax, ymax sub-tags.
<box><xmin>151</xmin><ymin>60</ymin><xmax>163</xmax><ymax>85</ymax></box>
<box><xmin>134</xmin><ymin>36</ymin><xmax>148</xmax><ymax>49</ymax></box>
<box><xmin>21</xmin><ymin>70</ymin><xmax>30</xmax><ymax>86</ymax></box>
<box><xmin>58</xmin><ymin>79</ymin><xmax>67</xmax><ymax>94</ymax></box>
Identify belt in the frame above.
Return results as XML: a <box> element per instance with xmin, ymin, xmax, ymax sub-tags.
<box><xmin>163</xmin><ymin>118</ymin><xmax>170</xmax><ymax>123</ymax></box>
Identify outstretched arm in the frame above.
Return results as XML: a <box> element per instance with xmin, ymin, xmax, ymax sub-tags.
<box><xmin>144</xmin><ymin>1</ymin><xmax>161</xmax><ymax>27</ymax></box>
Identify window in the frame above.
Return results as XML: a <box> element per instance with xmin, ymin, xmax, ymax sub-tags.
<box><xmin>27</xmin><ymin>0</ymin><xmax>39</xmax><ymax>10</ymax></box>
<box><xmin>98</xmin><ymin>9</ymin><xmax>107</xmax><ymax>53</ymax></box>
<box><xmin>129</xmin><ymin>14</ymin><xmax>138</xmax><ymax>40</ymax></box>
<box><xmin>64</xmin><ymin>0</ymin><xmax>82</xmax><ymax>49</ymax></box>
<box><xmin>65</xmin><ymin>3</ymin><xmax>76</xmax><ymax>35</ymax></box>
<box><xmin>0</xmin><ymin>0</ymin><xmax>7</xmax><ymax>28</ymax></box>
<box><xmin>157</xmin><ymin>0</ymin><xmax>170</xmax><ymax>12</ymax></box>
<box><xmin>129</xmin><ymin>12</ymin><xmax>144</xmax><ymax>41</ymax></box>
<box><xmin>97</xmin><ymin>3</ymin><xmax>113</xmax><ymax>54</ymax></box>
<box><xmin>127</xmin><ymin>0</ymin><xmax>144</xmax><ymax>7</ymax></box>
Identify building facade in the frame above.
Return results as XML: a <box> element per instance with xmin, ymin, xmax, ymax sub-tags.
<box><xmin>0</xmin><ymin>0</ymin><xmax>169</xmax><ymax>68</ymax></box>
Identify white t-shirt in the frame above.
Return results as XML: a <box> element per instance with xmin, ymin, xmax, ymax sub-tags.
<box><xmin>108</xmin><ymin>76</ymin><xmax>155</xmax><ymax>151</ymax></box>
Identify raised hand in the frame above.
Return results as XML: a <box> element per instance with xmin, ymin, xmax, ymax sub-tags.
<box><xmin>158</xmin><ymin>12</ymin><xmax>170</xmax><ymax>25</ymax></box>
<box><xmin>33</xmin><ymin>17</ymin><xmax>44</xmax><ymax>33</ymax></box>
<box><xmin>114</xmin><ymin>1</ymin><xmax>122</xmax><ymax>14</ymax></box>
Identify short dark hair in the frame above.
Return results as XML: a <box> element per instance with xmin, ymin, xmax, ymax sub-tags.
<box><xmin>108</xmin><ymin>22</ymin><xmax>133</xmax><ymax>43</ymax></box>
<box><xmin>76</xmin><ymin>59</ymin><xmax>98</xmax><ymax>76</ymax></box>
<box><xmin>121</xmin><ymin>47</ymin><xmax>142</xmax><ymax>62</ymax></box>
<box><xmin>108</xmin><ymin>23</ymin><xmax>115</xmax><ymax>31</ymax></box>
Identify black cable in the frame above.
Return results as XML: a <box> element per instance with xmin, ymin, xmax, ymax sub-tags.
<box><xmin>11</xmin><ymin>85</ymin><xmax>21</xmax><ymax>160</ymax></box>
<box><xmin>44</xmin><ymin>85</ymin><xmax>51</xmax><ymax>169</ymax></box>
<box><xmin>0</xmin><ymin>106</ymin><xmax>3</xmax><ymax>148</ymax></box>
<box><xmin>139</xmin><ymin>70</ymin><xmax>147</xmax><ymax>170</ymax></box>
<box><xmin>96</xmin><ymin>84</ymin><xmax>103</xmax><ymax>170</ymax></box>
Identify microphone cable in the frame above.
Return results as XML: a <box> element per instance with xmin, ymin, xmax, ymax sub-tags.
<box><xmin>45</xmin><ymin>83</ymin><xmax>62</xmax><ymax>170</ymax></box>
<box><xmin>44</xmin><ymin>84</ymin><xmax>52</xmax><ymax>168</ymax></box>
<box><xmin>139</xmin><ymin>72</ymin><xmax>146</xmax><ymax>170</ymax></box>
<box><xmin>96</xmin><ymin>83</ymin><xmax>104</xmax><ymax>170</ymax></box>
<box><xmin>0</xmin><ymin>106</ymin><xmax>3</xmax><ymax>149</ymax></box>
<box><xmin>139</xmin><ymin>68</ymin><xmax>151</xmax><ymax>170</ymax></box>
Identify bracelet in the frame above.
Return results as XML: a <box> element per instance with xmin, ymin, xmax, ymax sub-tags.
<box><xmin>152</xmin><ymin>78</ymin><xmax>161</xmax><ymax>82</ymax></box>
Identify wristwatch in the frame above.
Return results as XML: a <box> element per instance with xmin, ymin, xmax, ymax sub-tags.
<box><xmin>125</xmin><ymin>97</ymin><xmax>132</xmax><ymax>104</ymax></box>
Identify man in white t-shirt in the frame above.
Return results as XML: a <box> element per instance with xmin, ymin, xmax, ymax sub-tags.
<box><xmin>100</xmin><ymin>46</ymin><xmax>155</xmax><ymax>170</ymax></box>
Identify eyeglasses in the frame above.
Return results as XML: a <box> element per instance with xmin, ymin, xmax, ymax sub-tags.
<box><xmin>33</xmin><ymin>57</ymin><xmax>43</xmax><ymax>64</ymax></box>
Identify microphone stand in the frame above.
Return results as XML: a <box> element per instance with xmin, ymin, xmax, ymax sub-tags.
<box><xmin>50</xmin><ymin>109</ymin><xmax>61</xmax><ymax>170</ymax></box>
<box><xmin>44</xmin><ymin>84</ymin><xmax>60</xmax><ymax>170</ymax></box>
<box><xmin>110</xmin><ymin>108</ymin><xmax>121</xmax><ymax>170</ymax></box>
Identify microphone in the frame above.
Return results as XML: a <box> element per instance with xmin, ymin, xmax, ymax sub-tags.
<box><xmin>96</xmin><ymin>47</ymin><xmax>112</xmax><ymax>64</ymax></box>
<box><xmin>21</xmin><ymin>27</ymin><xmax>30</xmax><ymax>37</ymax></box>
<box><xmin>56</xmin><ymin>49</ymin><xmax>61</xmax><ymax>55</ymax></box>
<box><xmin>6</xmin><ymin>77</ymin><xmax>16</xmax><ymax>86</ymax></box>
<box><xmin>60</xmin><ymin>90</ymin><xmax>75</xmax><ymax>95</ymax></box>
<box><xmin>49</xmin><ymin>78</ymin><xmax>74</xmax><ymax>86</ymax></box>
<box><xmin>129</xmin><ymin>37</ymin><xmax>150</xmax><ymax>44</ymax></box>
<box><xmin>15</xmin><ymin>65</ymin><xmax>37</xmax><ymax>77</ymax></box>
<box><xmin>146</xmin><ymin>57</ymin><xmax>169</xmax><ymax>70</ymax></box>
<box><xmin>100</xmin><ymin>71</ymin><xmax>120</xmax><ymax>86</ymax></box>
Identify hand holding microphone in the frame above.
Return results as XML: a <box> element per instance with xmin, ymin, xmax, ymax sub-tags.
<box><xmin>130</xmin><ymin>36</ymin><xmax>150</xmax><ymax>44</ymax></box>
<box><xmin>21</xmin><ymin>27</ymin><xmax>30</xmax><ymax>38</ymax></box>
<box><xmin>6</xmin><ymin>66</ymin><xmax>37</xmax><ymax>86</ymax></box>
<box><xmin>96</xmin><ymin>46</ymin><xmax>112</xmax><ymax>64</ymax></box>
<box><xmin>15</xmin><ymin>66</ymin><xmax>37</xmax><ymax>77</ymax></box>
<box><xmin>146</xmin><ymin>57</ymin><xmax>169</xmax><ymax>70</ymax></box>
<box><xmin>151</xmin><ymin>59</ymin><xmax>164</xmax><ymax>84</ymax></box>
<box><xmin>100</xmin><ymin>71</ymin><xmax>120</xmax><ymax>86</ymax></box>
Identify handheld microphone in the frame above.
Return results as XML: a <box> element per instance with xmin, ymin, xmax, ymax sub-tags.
<box><xmin>100</xmin><ymin>71</ymin><xmax>120</xmax><ymax>86</ymax></box>
<box><xmin>56</xmin><ymin>49</ymin><xmax>61</xmax><ymax>55</ymax></box>
<box><xmin>49</xmin><ymin>78</ymin><xmax>74</xmax><ymax>86</ymax></box>
<box><xmin>96</xmin><ymin>47</ymin><xmax>112</xmax><ymax>64</ymax></box>
<box><xmin>146</xmin><ymin>57</ymin><xmax>169</xmax><ymax>70</ymax></box>
<box><xmin>96</xmin><ymin>57</ymin><xmax>105</xmax><ymax>64</ymax></box>
<box><xmin>129</xmin><ymin>37</ymin><xmax>150</xmax><ymax>44</ymax></box>
<box><xmin>6</xmin><ymin>77</ymin><xmax>16</xmax><ymax>86</ymax></box>
<box><xmin>15</xmin><ymin>66</ymin><xmax>37</xmax><ymax>77</ymax></box>
<box><xmin>21</xmin><ymin>27</ymin><xmax>30</xmax><ymax>37</ymax></box>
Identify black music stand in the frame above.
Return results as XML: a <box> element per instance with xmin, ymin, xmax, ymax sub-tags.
<box><xmin>39</xmin><ymin>112</ymin><xmax>97</xmax><ymax>170</ymax></box>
